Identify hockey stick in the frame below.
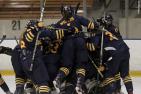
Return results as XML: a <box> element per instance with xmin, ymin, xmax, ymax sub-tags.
<box><xmin>88</xmin><ymin>55</ymin><xmax>103</xmax><ymax>78</ymax></box>
<box><xmin>0</xmin><ymin>35</ymin><xmax>6</xmax><ymax>44</ymax></box>
<box><xmin>14</xmin><ymin>36</ymin><xmax>19</xmax><ymax>44</ymax></box>
<box><xmin>86</xmin><ymin>17</ymin><xmax>104</xmax><ymax>94</ymax></box>
<box><xmin>47</xmin><ymin>27</ymin><xmax>68</xmax><ymax>31</ymax></box>
<box><xmin>30</xmin><ymin>31</ymin><xmax>42</xmax><ymax>71</ymax></box>
<box><xmin>100</xmin><ymin>28</ymin><xmax>104</xmax><ymax>66</ymax></box>
<box><xmin>75</xmin><ymin>2</ymin><xmax>80</xmax><ymax>14</ymax></box>
<box><xmin>40</xmin><ymin>0</ymin><xmax>46</xmax><ymax>21</ymax></box>
<box><xmin>30</xmin><ymin>0</ymin><xmax>46</xmax><ymax>71</ymax></box>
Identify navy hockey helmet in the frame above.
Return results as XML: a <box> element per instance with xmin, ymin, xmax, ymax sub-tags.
<box><xmin>61</xmin><ymin>5</ymin><xmax>73</xmax><ymax>19</ymax></box>
<box><xmin>27</xmin><ymin>20</ymin><xmax>39</xmax><ymax>27</ymax></box>
<box><xmin>27</xmin><ymin>20</ymin><xmax>43</xmax><ymax>28</ymax></box>
<box><xmin>103</xmin><ymin>14</ymin><xmax>113</xmax><ymax>25</ymax></box>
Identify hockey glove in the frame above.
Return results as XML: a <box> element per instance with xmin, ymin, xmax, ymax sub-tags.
<box><xmin>0</xmin><ymin>46</ymin><xmax>5</xmax><ymax>54</ymax></box>
<box><xmin>0</xmin><ymin>46</ymin><xmax>12</xmax><ymax>55</ymax></box>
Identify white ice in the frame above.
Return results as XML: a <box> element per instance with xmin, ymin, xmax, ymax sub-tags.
<box><xmin>0</xmin><ymin>76</ymin><xmax>140</xmax><ymax>94</ymax></box>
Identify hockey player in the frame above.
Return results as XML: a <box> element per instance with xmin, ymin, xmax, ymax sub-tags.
<box><xmin>0</xmin><ymin>45</ymin><xmax>37</xmax><ymax>94</ymax></box>
<box><xmin>42</xmin><ymin>26</ymin><xmax>62</xmax><ymax>88</ymax></box>
<box><xmin>87</xmin><ymin>14</ymin><xmax>133</xmax><ymax>94</ymax></box>
<box><xmin>99</xmin><ymin>14</ymin><xmax>123</xmax><ymax>94</ymax></box>
<box><xmin>0</xmin><ymin>46</ymin><xmax>13</xmax><ymax>94</ymax></box>
<box><xmin>0</xmin><ymin>45</ymin><xmax>36</xmax><ymax>94</ymax></box>
<box><xmin>52</xmin><ymin>5</ymin><xmax>97</xmax><ymax>94</ymax></box>
<box><xmin>97</xmin><ymin>14</ymin><xmax>123</xmax><ymax>94</ymax></box>
<box><xmin>86</xmin><ymin>29</ymin><xmax>119</xmax><ymax>94</ymax></box>
<box><xmin>18</xmin><ymin>20</ymin><xmax>52</xmax><ymax>94</ymax></box>
<box><xmin>11</xmin><ymin>45</ymin><xmax>32</xmax><ymax>94</ymax></box>
<box><xmin>101</xmin><ymin>14</ymin><xmax>133</xmax><ymax>94</ymax></box>
<box><xmin>18</xmin><ymin>19</ymin><xmax>75</xmax><ymax>94</ymax></box>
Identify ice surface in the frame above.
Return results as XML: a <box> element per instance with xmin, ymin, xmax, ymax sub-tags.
<box><xmin>0</xmin><ymin>76</ymin><xmax>140</xmax><ymax>94</ymax></box>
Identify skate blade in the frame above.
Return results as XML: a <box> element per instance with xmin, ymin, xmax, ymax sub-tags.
<box><xmin>75</xmin><ymin>87</ymin><xmax>83</xmax><ymax>94</ymax></box>
<box><xmin>53</xmin><ymin>80</ymin><xmax>60</xmax><ymax>93</ymax></box>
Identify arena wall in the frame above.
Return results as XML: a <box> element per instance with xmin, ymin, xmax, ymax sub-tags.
<box><xmin>1</xmin><ymin>18</ymin><xmax>141</xmax><ymax>39</ymax></box>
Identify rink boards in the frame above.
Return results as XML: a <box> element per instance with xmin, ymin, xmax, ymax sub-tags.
<box><xmin>0</xmin><ymin>40</ymin><xmax>141</xmax><ymax>76</ymax></box>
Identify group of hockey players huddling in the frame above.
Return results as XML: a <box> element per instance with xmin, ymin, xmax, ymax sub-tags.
<box><xmin>0</xmin><ymin>5</ymin><xmax>134</xmax><ymax>94</ymax></box>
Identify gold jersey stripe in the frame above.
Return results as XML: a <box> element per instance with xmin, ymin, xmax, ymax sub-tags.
<box><xmin>26</xmin><ymin>33</ymin><xmax>34</xmax><ymax>40</ymax></box>
<box><xmin>60</xmin><ymin>67</ymin><xmax>69</xmax><ymax>76</ymax></box>
<box><xmin>76</xmin><ymin>69</ymin><xmax>86</xmax><ymax>76</ymax></box>
<box><xmin>25</xmin><ymin>35</ymin><xmax>32</xmax><ymax>42</ymax></box>
<box><xmin>123</xmin><ymin>79</ymin><xmax>132</xmax><ymax>83</ymax></box>
<box><xmin>29</xmin><ymin>31</ymin><xmax>34</xmax><ymax>38</ymax></box>
<box><xmin>88</xmin><ymin>22</ymin><xmax>92</xmax><ymax>29</ymax></box>
<box><xmin>56</xmin><ymin>30</ymin><xmax>59</xmax><ymax>39</ymax></box>
<box><xmin>90</xmin><ymin>22</ymin><xmax>95</xmax><ymax>29</ymax></box>
<box><xmin>61</xmin><ymin>29</ymin><xmax>64</xmax><ymax>38</ymax></box>
<box><xmin>75</xmin><ymin>27</ymin><xmax>79</xmax><ymax>33</ymax></box>
<box><xmin>59</xmin><ymin>30</ymin><xmax>62</xmax><ymax>39</ymax></box>
<box><xmin>91</xmin><ymin>43</ymin><xmax>95</xmax><ymax>51</ymax></box>
<box><xmin>104</xmin><ymin>79</ymin><xmax>115</xmax><ymax>86</ymax></box>
<box><xmin>26</xmin><ymin>29</ymin><xmax>31</xmax><ymax>32</ymax></box>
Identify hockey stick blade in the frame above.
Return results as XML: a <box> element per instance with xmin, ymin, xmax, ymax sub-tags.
<box><xmin>0</xmin><ymin>35</ymin><xmax>6</xmax><ymax>44</ymax></box>
<box><xmin>75</xmin><ymin>2</ymin><xmax>80</xmax><ymax>14</ymax></box>
<box><xmin>88</xmin><ymin>55</ymin><xmax>103</xmax><ymax>78</ymax></box>
<box><xmin>14</xmin><ymin>36</ymin><xmax>19</xmax><ymax>44</ymax></box>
